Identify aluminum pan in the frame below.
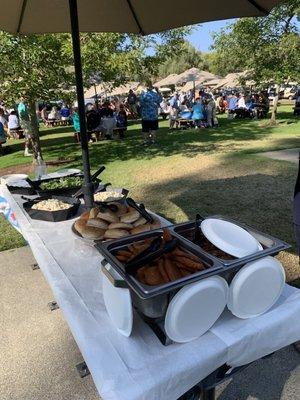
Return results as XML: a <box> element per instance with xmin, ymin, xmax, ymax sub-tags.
<box><xmin>171</xmin><ymin>215</ymin><xmax>290</xmax><ymax>268</ymax></box>
<box><xmin>95</xmin><ymin>228</ymin><xmax>223</xmax><ymax>299</ymax></box>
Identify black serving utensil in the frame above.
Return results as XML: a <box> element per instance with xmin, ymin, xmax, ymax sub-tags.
<box><xmin>193</xmin><ymin>213</ymin><xmax>204</xmax><ymax>244</ymax></box>
<box><xmin>72</xmin><ymin>165</ymin><xmax>106</xmax><ymax>198</ymax></box>
<box><xmin>21</xmin><ymin>195</ymin><xmax>39</xmax><ymax>202</ymax></box>
<box><xmin>125</xmin><ymin>237</ymin><xmax>178</xmax><ymax>276</ymax></box>
<box><xmin>126</xmin><ymin>197</ymin><xmax>154</xmax><ymax>223</ymax></box>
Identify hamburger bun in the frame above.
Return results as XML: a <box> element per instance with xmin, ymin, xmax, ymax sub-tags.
<box><xmin>74</xmin><ymin>218</ymin><xmax>87</xmax><ymax>235</ymax></box>
<box><xmin>108</xmin><ymin>222</ymin><xmax>133</xmax><ymax>230</ymax></box>
<box><xmin>109</xmin><ymin>202</ymin><xmax>128</xmax><ymax>217</ymax></box>
<box><xmin>130</xmin><ymin>224</ymin><xmax>151</xmax><ymax>235</ymax></box>
<box><xmin>80</xmin><ymin>211</ymin><xmax>90</xmax><ymax>222</ymax></box>
<box><xmin>89</xmin><ymin>207</ymin><xmax>99</xmax><ymax>219</ymax></box>
<box><xmin>150</xmin><ymin>217</ymin><xmax>161</xmax><ymax>230</ymax></box>
<box><xmin>104</xmin><ymin>229</ymin><xmax>129</xmax><ymax>239</ymax></box>
<box><xmin>97</xmin><ymin>209</ymin><xmax>119</xmax><ymax>223</ymax></box>
<box><xmin>81</xmin><ymin>226</ymin><xmax>105</xmax><ymax>240</ymax></box>
<box><xmin>87</xmin><ymin>218</ymin><xmax>108</xmax><ymax>229</ymax></box>
<box><xmin>120</xmin><ymin>210</ymin><xmax>140</xmax><ymax>224</ymax></box>
<box><xmin>133</xmin><ymin>216</ymin><xmax>147</xmax><ymax>227</ymax></box>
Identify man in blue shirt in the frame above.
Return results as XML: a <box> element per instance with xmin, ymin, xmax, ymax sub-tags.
<box><xmin>139</xmin><ymin>86</ymin><xmax>162</xmax><ymax>145</ymax></box>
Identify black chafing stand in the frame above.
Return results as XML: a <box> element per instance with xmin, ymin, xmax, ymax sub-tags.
<box><xmin>179</xmin><ymin>353</ymin><xmax>274</xmax><ymax>400</ymax></box>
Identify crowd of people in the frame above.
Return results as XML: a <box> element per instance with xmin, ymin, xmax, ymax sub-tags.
<box><xmin>0</xmin><ymin>86</ymin><xmax>298</xmax><ymax>154</ymax></box>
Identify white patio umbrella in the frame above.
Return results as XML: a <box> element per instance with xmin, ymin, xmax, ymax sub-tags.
<box><xmin>0</xmin><ymin>0</ymin><xmax>283</xmax><ymax>207</ymax></box>
<box><xmin>154</xmin><ymin>74</ymin><xmax>180</xmax><ymax>87</ymax></box>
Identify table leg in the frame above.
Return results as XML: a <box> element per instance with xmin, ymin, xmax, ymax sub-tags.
<box><xmin>201</xmin><ymin>387</ymin><xmax>215</xmax><ymax>400</ymax></box>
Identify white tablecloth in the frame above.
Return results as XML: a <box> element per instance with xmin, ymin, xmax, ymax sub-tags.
<box><xmin>2</xmin><ymin>185</ymin><xmax>300</xmax><ymax>400</ymax></box>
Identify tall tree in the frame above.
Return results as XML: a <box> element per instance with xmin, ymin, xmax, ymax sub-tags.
<box><xmin>157</xmin><ymin>41</ymin><xmax>204</xmax><ymax>77</ymax></box>
<box><xmin>0</xmin><ymin>33</ymin><xmax>72</xmax><ymax>158</ymax></box>
<box><xmin>211</xmin><ymin>0</ymin><xmax>300</xmax><ymax>122</ymax></box>
<box><xmin>0</xmin><ymin>28</ymin><xmax>191</xmax><ymax>159</ymax></box>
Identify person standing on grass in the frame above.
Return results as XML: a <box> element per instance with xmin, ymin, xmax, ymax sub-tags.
<box><xmin>139</xmin><ymin>85</ymin><xmax>162</xmax><ymax>146</ymax></box>
<box><xmin>18</xmin><ymin>98</ymin><xmax>32</xmax><ymax>156</ymax></box>
<box><xmin>0</xmin><ymin>108</ymin><xmax>8</xmax><ymax>136</ymax></box>
<box><xmin>169</xmin><ymin>92</ymin><xmax>179</xmax><ymax>130</ymax></box>
<box><xmin>116</xmin><ymin>104</ymin><xmax>127</xmax><ymax>140</ymax></box>
<box><xmin>127</xmin><ymin>89</ymin><xmax>138</xmax><ymax>119</ymax></box>
<box><xmin>72</xmin><ymin>107</ymin><xmax>81</xmax><ymax>142</ymax></box>
<box><xmin>192</xmin><ymin>97</ymin><xmax>204</xmax><ymax>128</ymax></box>
<box><xmin>0</xmin><ymin>120</ymin><xmax>6</xmax><ymax>154</ymax></box>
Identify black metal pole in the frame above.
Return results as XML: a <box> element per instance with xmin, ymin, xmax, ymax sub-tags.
<box><xmin>69</xmin><ymin>0</ymin><xmax>93</xmax><ymax>209</ymax></box>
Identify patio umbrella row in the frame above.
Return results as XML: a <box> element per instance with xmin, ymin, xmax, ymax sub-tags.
<box><xmin>0</xmin><ymin>0</ymin><xmax>284</xmax><ymax>207</ymax></box>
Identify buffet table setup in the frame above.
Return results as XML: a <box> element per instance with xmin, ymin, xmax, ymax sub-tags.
<box><xmin>1</xmin><ymin>170</ymin><xmax>300</xmax><ymax>400</ymax></box>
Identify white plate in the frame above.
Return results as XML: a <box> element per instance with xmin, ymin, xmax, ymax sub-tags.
<box><xmin>201</xmin><ymin>218</ymin><xmax>263</xmax><ymax>258</ymax></box>
<box><xmin>1</xmin><ymin>174</ymin><xmax>28</xmax><ymax>185</ymax></box>
<box><xmin>102</xmin><ymin>266</ymin><xmax>133</xmax><ymax>337</ymax></box>
<box><xmin>228</xmin><ymin>256</ymin><xmax>285</xmax><ymax>319</ymax></box>
<box><xmin>164</xmin><ymin>276</ymin><xmax>228</xmax><ymax>343</ymax></box>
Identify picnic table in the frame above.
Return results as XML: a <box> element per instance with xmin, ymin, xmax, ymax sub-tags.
<box><xmin>1</xmin><ymin>183</ymin><xmax>300</xmax><ymax>400</ymax></box>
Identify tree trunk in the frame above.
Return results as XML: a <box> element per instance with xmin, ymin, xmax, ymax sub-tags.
<box><xmin>270</xmin><ymin>84</ymin><xmax>279</xmax><ymax>125</ymax></box>
<box><xmin>27</xmin><ymin>100</ymin><xmax>42</xmax><ymax>160</ymax></box>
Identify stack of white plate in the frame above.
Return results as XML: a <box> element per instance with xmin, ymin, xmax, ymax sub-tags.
<box><xmin>200</xmin><ymin>218</ymin><xmax>285</xmax><ymax>319</ymax></box>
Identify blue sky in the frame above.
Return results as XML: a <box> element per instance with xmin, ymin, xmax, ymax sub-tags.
<box><xmin>187</xmin><ymin>17</ymin><xmax>300</xmax><ymax>52</ymax></box>
<box><xmin>186</xmin><ymin>20</ymin><xmax>235</xmax><ymax>52</ymax></box>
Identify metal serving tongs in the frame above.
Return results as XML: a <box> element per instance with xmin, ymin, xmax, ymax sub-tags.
<box><xmin>193</xmin><ymin>213</ymin><xmax>205</xmax><ymax>244</ymax></box>
<box><xmin>72</xmin><ymin>165</ymin><xmax>106</xmax><ymax>198</ymax></box>
<box><xmin>126</xmin><ymin>197</ymin><xmax>154</xmax><ymax>223</ymax></box>
<box><xmin>125</xmin><ymin>236</ymin><xmax>178</xmax><ymax>275</ymax></box>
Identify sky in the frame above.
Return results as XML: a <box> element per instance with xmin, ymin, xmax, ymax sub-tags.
<box><xmin>186</xmin><ymin>19</ymin><xmax>235</xmax><ymax>52</ymax></box>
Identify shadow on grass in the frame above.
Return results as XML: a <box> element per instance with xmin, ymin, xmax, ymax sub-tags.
<box><xmin>36</xmin><ymin>119</ymin><xmax>275</xmax><ymax>164</ymax></box>
<box><xmin>3</xmin><ymin>109</ymin><xmax>299</xmax><ymax>166</ymax></box>
<box><xmin>140</xmin><ymin>163</ymin><xmax>297</xmax><ymax>253</ymax></box>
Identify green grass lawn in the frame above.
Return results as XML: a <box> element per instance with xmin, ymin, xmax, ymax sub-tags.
<box><xmin>1</xmin><ymin>105</ymin><xmax>299</xmax><ymax>280</ymax></box>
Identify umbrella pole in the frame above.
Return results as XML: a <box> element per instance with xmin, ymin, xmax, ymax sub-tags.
<box><xmin>69</xmin><ymin>0</ymin><xmax>93</xmax><ymax>209</ymax></box>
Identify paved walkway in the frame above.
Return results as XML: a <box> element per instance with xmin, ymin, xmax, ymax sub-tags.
<box><xmin>1</xmin><ymin>246</ymin><xmax>300</xmax><ymax>400</ymax></box>
<box><xmin>257</xmin><ymin>148</ymin><xmax>299</xmax><ymax>164</ymax></box>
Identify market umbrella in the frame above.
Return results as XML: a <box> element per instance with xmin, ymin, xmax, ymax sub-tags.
<box><xmin>0</xmin><ymin>0</ymin><xmax>283</xmax><ymax>207</ymax></box>
<box><xmin>181</xmin><ymin>71</ymin><xmax>219</xmax><ymax>92</ymax></box>
<box><xmin>154</xmin><ymin>74</ymin><xmax>180</xmax><ymax>87</ymax></box>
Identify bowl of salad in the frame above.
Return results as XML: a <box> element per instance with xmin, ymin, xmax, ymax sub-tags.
<box><xmin>37</xmin><ymin>176</ymin><xmax>85</xmax><ymax>197</ymax></box>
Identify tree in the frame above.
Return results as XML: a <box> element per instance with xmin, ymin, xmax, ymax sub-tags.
<box><xmin>0</xmin><ymin>28</ymin><xmax>191</xmax><ymax>159</ymax></box>
<box><xmin>211</xmin><ymin>0</ymin><xmax>300</xmax><ymax>122</ymax></box>
<box><xmin>157</xmin><ymin>41</ymin><xmax>204</xmax><ymax>77</ymax></box>
<box><xmin>0</xmin><ymin>33</ymin><xmax>72</xmax><ymax>158</ymax></box>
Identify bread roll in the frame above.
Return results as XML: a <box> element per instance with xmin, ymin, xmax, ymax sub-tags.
<box><xmin>108</xmin><ymin>222</ymin><xmax>133</xmax><ymax>230</ymax></box>
<box><xmin>81</xmin><ymin>226</ymin><xmax>105</xmax><ymax>240</ymax></box>
<box><xmin>133</xmin><ymin>217</ymin><xmax>147</xmax><ymax>227</ymax></box>
<box><xmin>150</xmin><ymin>217</ymin><xmax>161</xmax><ymax>230</ymax></box>
<box><xmin>87</xmin><ymin>218</ymin><xmax>108</xmax><ymax>229</ymax></box>
<box><xmin>120</xmin><ymin>210</ymin><xmax>140</xmax><ymax>223</ymax></box>
<box><xmin>109</xmin><ymin>202</ymin><xmax>128</xmax><ymax>217</ymax></box>
<box><xmin>74</xmin><ymin>218</ymin><xmax>87</xmax><ymax>235</ymax></box>
<box><xmin>89</xmin><ymin>207</ymin><xmax>99</xmax><ymax>219</ymax></box>
<box><xmin>80</xmin><ymin>211</ymin><xmax>90</xmax><ymax>221</ymax></box>
<box><xmin>130</xmin><ymin>223</ymin><xmax>151</xmax><ymax>235</ymax></box>
<box><xmin>104</xmin><ymin>229</ymin><xmax>129</xmax><ymax>239</ymax></box>
<box><xmin>97</xmin><ymin>209</ymin><xmax>118</xmax><ymax>223</ymax></box>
